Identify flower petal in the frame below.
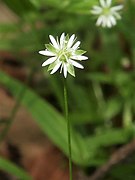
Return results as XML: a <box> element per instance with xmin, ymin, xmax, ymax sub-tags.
<box><xmin>91</xmin><ymin>9</ymin><xmax>102</xmax><ymax>15</ymax></box>
<box><xmin>70</xmin><ymin>60</ymin><xmax>84</xmax><ymax>69</ymax></box>
<box><xmin>63</xmin><ymin>63</ymin><xmax>67</xmax><ymax>78</ymax></box>
<box><xmin>102</xmin><ymin>16</ymin><xmax>107</xmax><ymax>27</ymax></box>
<box><xmin>109</xmin><ymin>15</ymin><xmax>116</xmax><ymax>26</ymax></box>
<box><xmin>39</xmin><ymin>50</ymin><xmax>55</xmax><ymax>56</ymax></box>
<box><xmin>113</xmin><ymin>12</ymin><xmax>121</xmax><ymax>19</ymax></box>
<box><xmin>96</xmin><ymin>15</ymin><xmax>104</xmax><ymax>26</ymax></box>
<box><xmin>93</xmin><ymin>5</ymin><xmax>102</xmax><ymax>11</ymax></box>
<box><xmin>42</xmin><ymin>57</ymin><xmax>56</xmax><ymax>67</ymax></box>
<box><xmin>91</xmin><ymin>6</ymin><xmax>102</xmax><ymax>14</ymax></box>
<box><xmin>111</xmin><ymin>5</ymin><xmax>123</xmax><ymax>12</ymax></box>
<box><xmin>50</xmin><ymin>61</ymin><xmax>62</xmax><ymax>74</ymax></box>
<box><xmin>71</xmin><ymin>55</ymin><xmax>88</xmax><ymax>60</ymax></box>
<box><xmin>106</xmin><ymin>18</ymin><xmax>112</xmax><ymax>28</ymax></box>
<box><xmin>72</xmin><ymin>41</ymin><xmax>80</xmax><ymax>50</ymax></box>
<box><xmin>100</xmin><ymin>0</ymin><xmax>106</xmax><ymax>7</ymax></box>
<box><xmin>67</xmin><ymin>34</ymin><xmax>75</xmax><ymax>48</ymax></box>
<box><xmin>106</xmin><ymin>0</ymin><xmax>112</xmax><ymax>7</ymax></box>
<box><xmin>49</xmin><ymin>35</ymin><xmax>59</xmax><ymax>49</ymax></box>
<box><xmin>60</xmin><ymin>33</ymin><xmax>65</xmax><ymax>48</ymax></box>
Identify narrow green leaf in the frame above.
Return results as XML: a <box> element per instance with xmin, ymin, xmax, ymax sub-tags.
<box><xmin>0</xmin><ymin>157</ymin><xmax>31</xmax><ymax>180</ymax></box>
<box><xmin>0</xmin><ymin>71</ymin><xmax>88</xmax><ymax>166</ymax></box>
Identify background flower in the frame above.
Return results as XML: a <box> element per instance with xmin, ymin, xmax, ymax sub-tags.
<box><xmin>91</xmin><ymin>0</ymin><xmax>123</xmax><ymax>28</ymax></box>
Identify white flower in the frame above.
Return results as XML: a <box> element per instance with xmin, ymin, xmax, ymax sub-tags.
<box><xmin>91</xmin><ymin>0</ymin><xmax>123</xmax><ymax>28</ymax></box>
<box><xmin>39</xmin><ymin>33</ymin><xmax>88</xmax><ymax>78</ymax></box>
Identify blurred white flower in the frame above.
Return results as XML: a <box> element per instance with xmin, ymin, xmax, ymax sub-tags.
<box><xmin>91</xmin><ymin>0</ymin><xmax>123</xmax><ymax>28</ymax></box>
<box><xmin>39</xmin><ymin>33</ymin><xmax>88</xmax><ymax>78</ymax></box>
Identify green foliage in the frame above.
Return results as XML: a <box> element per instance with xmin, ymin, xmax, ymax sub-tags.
<box><xmin>0</xmin><ymin>0</ymin><xmax>135</xmax><ymax>178</ymax></box>
<box><xmin>0</xmin><ymin>71</ymin><xmax>134</xmax><ymax>167</ymax></box>
<box><xmin>108</xmin><ymin>164</ymin><xmax>135</xmax><ymax>180</ymax></box>
<box><xmin>0</xmin><ymin>157</ymin><xmax>31</xmax><ymax>180</ymax></box>
<box><xmin>0</xmin><ymin>71</ymin><xmax>88</xmax><ymax>165</ymax></box>
<box><xmin>106</xmin><ymin>154</ymin><xmax>135</xmax><ymax>180</ymax></box>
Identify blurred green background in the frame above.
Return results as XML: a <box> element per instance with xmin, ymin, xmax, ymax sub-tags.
<box><xmin>0</xmin><ymin>0</ymin><xmax>135</xmax><ymax>179</ymax></box>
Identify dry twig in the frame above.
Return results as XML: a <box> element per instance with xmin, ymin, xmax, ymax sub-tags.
<box><xmin>90</xmin><ymin>139</ymin><xmax>135</xmax><ymax>180</ymax></box>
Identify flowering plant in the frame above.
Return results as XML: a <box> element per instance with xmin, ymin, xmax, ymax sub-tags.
<box><xmin>39</xmin><ymin>33</ymin><xmax>88</xmax><ymax>78</ymax></box>
<box><xmin>91</xmin><ymin>0</ymin><xmax>123</xmax><ymax>28</ymax></box>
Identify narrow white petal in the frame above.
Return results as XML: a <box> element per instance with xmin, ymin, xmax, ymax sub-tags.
<box><xmin>71</xmin><ymin>55</ymin><xmax>88</xmax><ymax>61</ymax></box>
<box><xmin>91</xmin><ymin>6</ymin><xmax>102</xmax><ymax>14</ymax></box>
<box><xmin>100</xmin><ymin>0</ymin><xmax>106</xmax><ymax>7</ymax></box>
<box><xmin>113</xmin><ymin>12</ymin><xmax>121</xmax><ymax>19</ymax></box>
<box><xmin>91</xmin><ymin>10</ymin><xmax>102</xmax><ymax>15</ymax></box>
<box><xmin>67</xmin><ymin>34</ymin><xmax>75</xmax><ymax>48</ymax></box>
<box><xmin>111</xmin><ymin>5</ymin><xmax>123</xmax><ymax>12</ymax></box>
<box><xmin>96</xmin><ymin>15</ymin><xmax>104</xmax><ymax>26</ymax></box>
<box><xmin>42</xmin><ymin>57</ymin><xmax>56</xmax><ymax>67</ymax></box>
<box><xmin>93</xmin><ymin>5</ymin><xmax>102</xmax><ymax>11</ymax></box>
<box><xmin>49</xmin><ymin>35</ymin><xmax>59</xmax><ymax>49</ymax></box>
<box><xmin>109</xmin><ymin>15</ymin><xmax>116</xmax><ymax>25</ymax></box>
<box><xmin>50</xmin><ymin>62</ymin><xmax>61</xmax><ymax>74</ymax></box>
<box><xmin>106</xmin><ymin>18</ymin><xmax>112</xmax><ymax>28</ymax></box>
<box><xmin>102</xmin><ymin>16</ymin><xmax>107</xmax><ymax>27</ymax></box>
<box><xmin>72</xmin><ymin>41</ymin><xmax>80</xmax><ymax>50</ymax></box>
<box><xmin>60</xmin><ymin>63</ymin><xmax>63</xmax><ymax>73</ymax></box>
<box><xmin>39</xmin><ymin>50</ymin><xmax>55</xmax><ymax>56</ymax></box>
<box><xmin>63</xmin><ymin>63</ymin><xmax>67</xmax><ymax>78</ymax></box>
<box><xmin>60</xmin><ymin>33</ymin><xmax>65</xmax><ymax>48</ymax></box>
<box><xmin>106</xmin><ymin>0</ymin><xmax>112</xmax><ymax>7</ymax></box>
<box><xmin>70</xmin><ymin>60</ymin><xmax>84</xmax><ymax>69</ymax></box>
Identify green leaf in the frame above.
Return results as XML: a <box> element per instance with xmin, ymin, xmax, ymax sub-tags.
<box><xmin>87</xmin><ymin>72</ymin><xmax>111</xmax><ymax>83</ymax></box>
<box><xmin>104</xmin><ymin>98</ymin><xmax>122</xmax><ymax>120</ymax></box>
<box><xmin>0</xmin><ymin>157</ymin><xmax>31</xmax><ymax>180</ymax></box>
<box><xmin>84</xmin><ymin>128</ymin><xmax>133</xmax><ymax>165</ymax></box>
<box><xmin>86</xmin><ymin>129</ymin><xmax>132</xmax><ymax>149</ymax></box>
<box><xmin>66</xmin><ymin>1</ymin><xmax>96</xmax><ymax>14</ymax></box>
<box><xmin>109</xmin><ymin>164</ymin><xmax>135</xmax><ymax>180</ymax></box>
<box><xmin>123</xmin><ymin>102</ymin><xmax>133</xmax><ymax>128</ymax></box>
<box><xmin>29</xmin><ymin>0</ymin><xmax>44</xmax><ymax>8</ymax></box>
<box><xmin>0</xmin><ymin>71</ymin><xmax>88</xmax><ymax>166</ymax></box>
<box><xmin>3</xmin><ymin>0</ymin><xmax>35</xmax><ymax>16</ymax></box>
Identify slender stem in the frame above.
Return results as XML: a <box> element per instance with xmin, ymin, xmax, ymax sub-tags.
<box><xmin>63</xmin><ymin>78</ymin><xmax>72</xmax><ymax>180</ymax></box>
<box><xmin>0</xmin><ymin>87</ymin><xmax>25</xmax><ymax>143</ymax></box>
<box><xmin>0</xmin><ymin>69</ymin><xmax>34</xmax><ymax>143</ymax></box>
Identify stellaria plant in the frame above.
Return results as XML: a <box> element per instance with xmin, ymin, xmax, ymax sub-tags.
<box><xmin>91</xmin><ymin>0</ymin><xmax>123</xmax><ymax>28</ymax></box>
<box><xmin>39</xmin><ymin>33</ymin><xmax>88</xmax><ymax>180</ymax></box>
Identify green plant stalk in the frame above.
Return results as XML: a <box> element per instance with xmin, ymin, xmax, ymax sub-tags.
<box><xmin>64</xmin><ymin>79</ymin><xmax>72</xmax><ymax>180</ymax></box>
<box><xmin>0</xmin><ymin>69</ymin><xmax>34</xmax><ymax>143</ymax></box>
<box><xmin>0</xmin><ymin>87</ymin><xmax>25</xmax><ymax>143</ymax></box>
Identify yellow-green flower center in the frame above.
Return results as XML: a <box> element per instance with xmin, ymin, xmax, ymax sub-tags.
<box><xmin>103</xmin><ymin>8</ymin><xmax>110</xmax><ymax>15</ymax></box>
<box><xmin>58</xmin><ymin>49</ymin><xmax>72</xmax><ymax>63</ymax></box>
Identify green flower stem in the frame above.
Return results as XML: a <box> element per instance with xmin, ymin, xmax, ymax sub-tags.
<box><xmin>0</xmin><ymin>69</ymin><xmax>34</xmax><ymax>143</ymax></box>
<box><xmin>63</xmin><ymin>78</ymin><xmax>72</xmax><ymax>180</ymax></box>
